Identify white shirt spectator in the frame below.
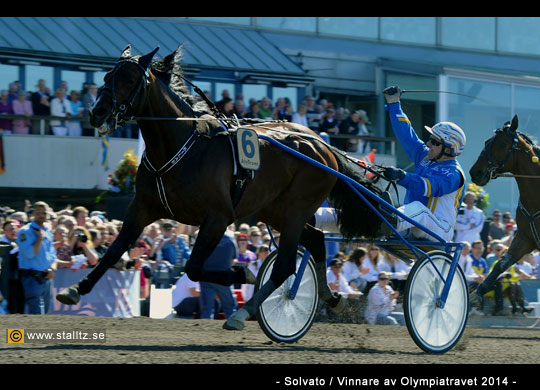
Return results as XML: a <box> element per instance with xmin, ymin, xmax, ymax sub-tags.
<box><xmin>361</xmin><ymin>257</ymin><xmax>380</xmax><ymax>283</ymax></box>
<box><xmin>326</xmin><ymin>268</ymin><xmax>359</xmax><ymax>298</ymax></box>
<box><xmin>454</xmin><ymin>202</ymin><xmax>485</xmax><ymax>244</ymax></box>
<box><xmin>172</xmin><ymin>273</ymin><xmax>199</xmax><ymax>308</ymax></box>
<box><xmin>50</xmin><ymin>93</ymin><xmax>73</xmax><ymax>136</ymax></box>
<box><xmin>292</xmin><ymin>111</ymin><xmax>308</xmax><ymax>127</ymax></box>
<box><xmin>378</xmin><ymin>258</ymin><xmax>411</xmax><ymax>280</ymax></box>
<box><xmin>364</xmin><ymin>283</ymin><xmax>397</xmax><ymax>325</ymax></box>
<box><xmin>341</xmin><ymin>260</ymin><xmax>362</xmax><ymax>284</ymax></box>
<box><xmin>515</xmin><ymin>260</ymin><xmax>533</xmax><ymax>277</ymax></box>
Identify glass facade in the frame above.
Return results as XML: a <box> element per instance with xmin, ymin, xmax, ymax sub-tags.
<box><xmin>380</xmin><ymin>17</ymin><xmax>436</xmax><ymax>45</ymax></box>
<box><xmin>0</xmin><ymin>64</ymin><xmax>19</xmax><ymax>92</ymax></box>
<box><xmin>318</xmin><ymin>17</ymin><xmax>378</xmax><ymax>39</ymax></box>
<box><xmin>498</xmin><ymin>17</ymin><xmax>540</xmax><ymax>56</ymax></box>
<box><xmin>256</xmin><ymin>17</ymin><xmax>317</xmax><ymax>32</ymax></box>
<box><xmin>25</xmin><ymin>65</ymin><xmax>53</xmax><ymax>92</ymax></box>
<box><xmin>444</xmin><ymin>74</ymin><xmax>540</xmax><ymax>214</ymax></box>
<box><xmin>272</xmin><ymin>86</ymin><xmax>297</xmax><ymax>111</ymax></box>
<box><xmin>60</xmin><ymin>70</ymin><xmax>86</xmax><ymax>93</ymax></box>
<box><xmin>242</xmin><ymin>84</ymin><xmax>268</xmax><ymax>104</ymax></box>
<box><xmin>441</xmin><ymin>17</ymin><xmax>495</xmax><ymax>51</ymax></box>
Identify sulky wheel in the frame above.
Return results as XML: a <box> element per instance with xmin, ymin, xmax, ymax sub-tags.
<box><xmin>403</xmin><ymin>250</ymin><xmax>469</xmax><ymax>354</ymax></box>
<box><xmin>256</xmin><ymin>248</ymin><xmax>319</xmax><ymax>343</ymax></box>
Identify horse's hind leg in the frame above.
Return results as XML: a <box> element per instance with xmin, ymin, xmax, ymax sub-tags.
<box><xmin>224</xmin><ymin>213</ymin><xmax>309</xmax><ymax>330</ymax></box>
<box><xmin>300</xmin><ymin>224</ymin><xmax>346</xmax><ymax>312</ymax></box>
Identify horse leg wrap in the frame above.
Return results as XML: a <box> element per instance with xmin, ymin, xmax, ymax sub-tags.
<box><xmin>223</xmin><ymin>280</ymin><xmax>276</xmax><ymax>331</ymax></box>
<box><xmin>313</xmin><ymin>261</ymin><xmax>346</xmax><ymax>313</ymax></box>
<box><xmin>314</xmin><ymin>260</ymin><xmax>334</xmax><ymax>302</ymax></box>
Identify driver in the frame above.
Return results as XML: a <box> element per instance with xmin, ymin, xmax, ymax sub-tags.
<box><xmin>312</xmin><ymin>85</ymin><xmax>466</xmax><ymax>242</ymax></box>
<box><xmin>378</xmin><ymin>85</ymin><xmax>466</xmax><ymax>241</ymax></box>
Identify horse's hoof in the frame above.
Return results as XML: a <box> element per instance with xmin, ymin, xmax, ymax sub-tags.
<box><xmin>328</xmin><ymin>293</ymin><xmax>347</xmax><ymax>314</ymax></box>
<box><xmin>223</xmin><ymin>308</ymin><xmax>250</xmax><ymax>330</ymax></box>
<box><xmin>56</xmin><ymin>286</ymin><xmax>80</xmax><ymax>305</ymax></box>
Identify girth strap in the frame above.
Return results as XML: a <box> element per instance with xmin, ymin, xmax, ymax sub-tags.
<box><xmin>141</xmin><ymin>132</ymin><xmax>200</xmax><ymax>218</ymax></box>
<box><xmin>518</xmin><ymin>198</ymin><xmax>540</xmax><ymax>249</ymax></box>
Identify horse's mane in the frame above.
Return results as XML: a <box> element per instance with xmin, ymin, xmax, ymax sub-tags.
<box><xmin>518</xmin><ymin>131</ymin><xmax>540</xmax><ymax>155</ymax></box>
<box><xmin>499</xmin><ymin>121</ymin><xmax>540</xmax><ymax>155</ymax></box>
<box><xmin>147</xmin><ymin>48</ymin><xmax>211</xmax><ymax>116</ymax></box>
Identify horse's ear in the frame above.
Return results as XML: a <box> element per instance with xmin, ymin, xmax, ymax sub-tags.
<box><xmin>139</xmin><ymin>46</ymin><xmax>160</xmax><ymax>70</ymax></box>
<box><xmin>510</xmin><ymin>115</ymin><xmax>519</xmax><ymax>132</ymax></box>
<box><xmin>120</xmin><ymin>44</ymin><xmax>132</xmax><ymax>59</ymax></box>
<box><xmin>164</xmin><ymin>45</ymin><xmax>183</xmax><ymax>66</ymax></box>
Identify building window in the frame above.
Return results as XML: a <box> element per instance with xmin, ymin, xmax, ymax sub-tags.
<box><xmin>380</xmin><ymin>17</ymin><xmax>436</xmax><ymax>45</ymax></box>
<box><xmin>256</xmin><ymin>17</ymin><xmax>317</xmax><ymax>33</ymax></box>
<box><xmin>441</xmin><ymin>17</ymin><xmax>495</xmax><ymax>51</ymax></box>
<box><xmin>187</xmin><ymin>17</ymin><xmax>251</xmax><ymax>25</ymax></box>
<box><xmin>215</xmin><ymin>82</ymin><xmax>235</xmax><ymax>102</ymax></box>
<box><xmin>93</xmin><ymin>71</ymin><xmax>108</xmax><ymax>86</ymax></box>
<box><xmin>272</xmin><ymin>86</ymin><xmax>297</xmax><ymax>112</ymax></box>
<box><xmin>25</xmin><ymin>65</ymin><xmax>53</xmax><ymax>93</ymax></box>
<box><xmin>445</xmin><ymin>75</ymin><xmax>514</xmax><ymax>213</ymax></box>
<box><xmin>497</xmin><ymin>17</ymin><xmax>540</xmax><ymax>56</ymax></box>
<box><xmin>190</xmin><ymin>80</ymin><xmax>212</xmax><ymax>100</ymax></box>
<box><xmin>60</xmin><ymin>70</ymin><xmax>86</xmax><ymax>93</ymax></box>
<box><xmin>242</xmin><ymin>84</ymin><xmax>268</xmax><ymax>105</ymax></box>
<box><xmin>0</xmin><ymin>64</ymin><xmax>19</xmax><ymax>92</ymax></box>
<box><xmin>318</xmin><ymin>17</ymin><xmax>378</xmax><ymax>39</ymax></box>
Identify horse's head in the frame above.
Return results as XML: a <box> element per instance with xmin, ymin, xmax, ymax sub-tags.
<box><xmin>469</xmin><ymin>115</ymin><xmax>520</xmax><ymax>186</ymax></box>
<box><xmin>90</xmin><ymin>44</ymin><xmax>159</xmax><ymax>135</ymax></box>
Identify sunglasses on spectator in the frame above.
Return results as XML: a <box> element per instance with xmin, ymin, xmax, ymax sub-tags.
<box><xmin>378</xmin><ymin>277</ymin><xmax>389</xmax><ymax>281</ymax></box>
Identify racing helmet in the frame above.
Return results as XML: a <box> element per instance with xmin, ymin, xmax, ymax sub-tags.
<box><xmin>424</xmin><ymin>122</ymin><xmax>466</xmax><ymax>157</ymax></box>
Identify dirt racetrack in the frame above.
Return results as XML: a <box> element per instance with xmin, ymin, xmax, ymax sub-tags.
<box><xmin>1</xmin><ymin>314</ymin><xmax>539</xmax><ymax>366</ymax></box>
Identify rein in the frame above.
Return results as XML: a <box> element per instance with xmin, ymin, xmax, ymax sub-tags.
<box><xmin>494</xmin><ymin>173</ymin><xmax>540</xmax><ymax>179</ymax></box>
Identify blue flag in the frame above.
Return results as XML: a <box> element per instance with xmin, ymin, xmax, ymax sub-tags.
<box><xmin>101</xmin><ymin>135</ymin><xmax>110</xmax><ymax>171</ymax></box>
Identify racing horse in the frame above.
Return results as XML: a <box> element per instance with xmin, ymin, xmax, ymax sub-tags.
<box><xmin>56</xmin><ymin>45</ymin><xmax>384</xmax><ymax>329</ymax></box>
<box><xmin>469</xmin><ymin>115</ymin><xmax>540</xmax><ymax>301</ymax></box>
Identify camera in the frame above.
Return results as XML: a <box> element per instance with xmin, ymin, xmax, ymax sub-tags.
<box><xmin>75</xmin><ymin>232</ymin><xmax>87</xmax><ymax>243</ymax></box>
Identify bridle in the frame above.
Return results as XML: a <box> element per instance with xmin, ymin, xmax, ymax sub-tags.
<box><xmin>99</xmin><ymin>58</ymin><xmax>151</xmax><ymax>128</ymax></box>
<box><xmin>479</xmin><ymin>125</ymin><xmax>520</xmax><ymax>181</ymax></box>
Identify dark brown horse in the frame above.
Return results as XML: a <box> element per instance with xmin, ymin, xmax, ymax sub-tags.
<box><xmin>56</xmin><ymin>45</ymin><xmax>383</xmax><ymax>330</ymax></box>
<box><xmin>470</xmin><ymin>115</ymin><xmax>540</xmax><ymax>301</ymax></box>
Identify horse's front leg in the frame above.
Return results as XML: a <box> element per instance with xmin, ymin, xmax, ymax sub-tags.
<box><xmin>184</xmin><ymin>214</ymin><xmax>251</xmax><ymax>286</ymax></box>
<box><xmin>56</xmin><ymin>197</ymin><xmax>155</xmax><ymax>304</ymax></box>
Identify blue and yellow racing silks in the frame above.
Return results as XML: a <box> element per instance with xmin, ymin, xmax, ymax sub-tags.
<box><xmin>386</xmin><ymin>102</ymin><xmax>465</xmax><ymax>228</ymax></box>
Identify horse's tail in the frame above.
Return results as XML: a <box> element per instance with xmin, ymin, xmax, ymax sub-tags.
<box><xmin>327</xmin><ymin>148</ymin><xmax>383</xmax><ymax>239</ymax></box>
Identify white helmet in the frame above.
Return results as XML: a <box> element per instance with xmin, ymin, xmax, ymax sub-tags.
<box><xmin>424</xmin><ymin>122</ymin><xmax>466</xmax><ymax>157</ymax></box>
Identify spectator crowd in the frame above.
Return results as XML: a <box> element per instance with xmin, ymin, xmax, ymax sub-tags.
<box><xmin>1</xmin><ymin>80</ymin><xmax>374</xmax><ymax>152</ymax></box>
<box><xmin>0</xmin><ymin>78</ymin><xmax>139</xmax><ymax>138</ymax></box>
<box><xmin>0</xmin><ymin>197</ymin><xmax>538</xmax><ymax>321</ymax></box>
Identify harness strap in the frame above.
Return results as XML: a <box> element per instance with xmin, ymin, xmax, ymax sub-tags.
<box><xmin>518</xmin><ymin>198</ymin><xmax>540</xmax><ymax>248</ymax></box>
<box><xmin>141</xmin><ymin>132</ymin><xmax>200</xmax><ymax>218</ymax></box>
<box><xmin>228</xmin><ymin>134</ymin><xmax>254</xmax><ymax>208</ymax></box>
